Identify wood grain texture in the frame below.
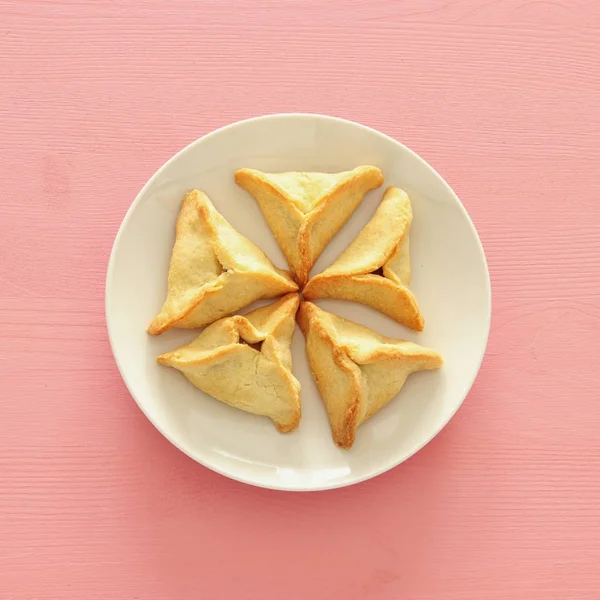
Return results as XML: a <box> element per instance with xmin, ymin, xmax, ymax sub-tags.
<box><xmin>1</xmin><ymin>0</ymin><xmax>600</xmax><ymax>598</ymax></box>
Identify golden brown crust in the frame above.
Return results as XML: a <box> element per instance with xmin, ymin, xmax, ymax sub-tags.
<box><xmin>302</xmin><ymin>186</ymin><xmax>425</xmax><ymax>330</ymax></box>
<box><xmin>303</xmin><ymin>273</ymin><xmax>424</xmax><ymax>331</ymax></box>
<box><xmin>297</xmin><ymin>302</ymin><xmax>363</xmax><ymax>447</ymax></box>
<box><xmin>235</xmin><ymin>166</ymin><xmax>383</xmax><ymax>286</ymax></box>
<box><xmin>297</xmin><ymin>301</ymin><xmax>442</xmax><ymax>449</ymax></box>
<box><xmin>147</xmin><ymin>190</ymin><xmax>298</xmax><ymax>335</ymax></box>
<box><xmin>148</xmin><ymin>279</ymin><xmax>224</xmax><ymax>335</ymax></box>
<box><xmin>158</xmin><ymin>294</ymin><xmax>302</xmax><ymax>432</ymax></box>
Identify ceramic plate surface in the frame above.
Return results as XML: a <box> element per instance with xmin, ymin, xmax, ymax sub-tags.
<box><xmin>106</xmin><ymin>114</ymin><xmax>491</xmax><ymax>491</ymax></box>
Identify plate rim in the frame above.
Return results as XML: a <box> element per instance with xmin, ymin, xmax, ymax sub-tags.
<box><xmin>105</xmin><ymin>112</ymin><xmax>492</xmax><ymax>492</ymax></box>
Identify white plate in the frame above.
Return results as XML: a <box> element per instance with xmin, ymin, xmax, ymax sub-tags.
<box><xmin>106</xmin><ymin>114</ymin><xmax>491</xmax><ymax>491</ymax></box>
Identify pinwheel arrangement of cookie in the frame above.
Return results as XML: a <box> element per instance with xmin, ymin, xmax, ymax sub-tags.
<box><xmin>148</xmin><ymin>166</ymin><xmax>443</xmax><ymax>450</ymax></box>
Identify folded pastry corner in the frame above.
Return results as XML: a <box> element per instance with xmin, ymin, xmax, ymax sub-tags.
<box><xmin>303</xmin><ymin>186</ymin><xmax>424</xmax><ymax>331</ymax></box>
<box><xmin>147</xmin><ymin>189</ymin><xmax>298</xmax><ymax>335</ymax></box>
<box><xmin>234</xmin><ymin>166</ymin><xmax>383</xmax><ymax>286</ymax></box>
<box><xmin>158</xmin><ymin>293</ymin><xmax>302</xmax><ymax>432</ymax></box>
<box><xmin>297</xmin><ymin>301</ymin><xmax>442</xmax><ymax>449</ymax></box>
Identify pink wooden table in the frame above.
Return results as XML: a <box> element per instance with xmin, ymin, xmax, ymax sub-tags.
<box><xmin>2</xmin><ymin>1</ymin><xmax>600</xmax><ymax>598</ymax></box>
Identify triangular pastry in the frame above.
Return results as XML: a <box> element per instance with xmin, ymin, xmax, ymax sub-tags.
<box><xmin>297</xmin><ymin>302</ymin><xmax>442</xmax><ymax>449</ymax></box>
<box><xmin>157</xmin><ymin>294</ymin><xmax>302</xmax><ymax>432</ymax></box>
<box><xmin>147</xmin><ymin>189</ymin><xmax>298</xmax><ymax>335</ymax></box>
<box><xmin>234</xmin><ymin>166</ymin><xmax>383</xmax><ymax>286</ymax></box>
<box><xmin>303</xmin><ymin>186</ymin><xmax>424</xmax><ymax>331</ymax></box>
